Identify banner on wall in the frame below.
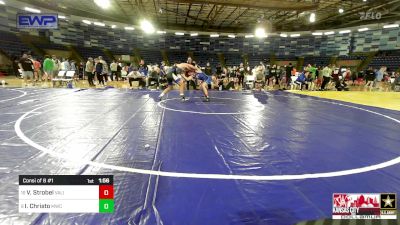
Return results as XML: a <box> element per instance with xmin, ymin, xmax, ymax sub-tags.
<box><xmin>17</xmin><ymin>14</ymin><xmax>58</xmax><ymax>29</ymax></box>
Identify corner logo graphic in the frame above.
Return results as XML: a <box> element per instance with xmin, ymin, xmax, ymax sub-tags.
<box><xmin>17</xmin><ymin>14</ymin><xmax>58</xmax><ymax>29</ymax></box>
<box><xmin>332</xmin><ymin>193</ymin><xmax>397</xmax><ymax>220</ymax></box>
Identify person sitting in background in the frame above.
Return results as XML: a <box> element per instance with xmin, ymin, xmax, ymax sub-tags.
<box><xmin>148</xmin><ymin>65</ymin><xmax>160</xmax><ymax>89</ymax></box>
<box><xmin>127</xmin><ymin>63</ymin><xmax>146</xmax><ymax>89</ymax></box>
<box><xmin>254</xmin><ymin>64</ymin><xmax>265</xmax><ymax>91</ymax></box>
<box><xmin>295</xmin><ymin>71</ymin><xmax>307</xmax><ymax>90</ymax></box>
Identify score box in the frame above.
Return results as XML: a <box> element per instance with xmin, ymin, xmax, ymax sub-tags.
<box><xmin>19</xmin><ymin>175</ymin><xmax>114</xmax><ymax>213</ymax></box>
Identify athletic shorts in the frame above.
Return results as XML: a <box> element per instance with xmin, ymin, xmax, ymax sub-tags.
<box><xmin>22</xmin><ymin>71</ymin><xmax>33</xmax><ymax>79</ymax></box>
<box><xmin>166</xmin><ymin>73</ymin><xmax>181</xmax><ymax>85</ymax></box>
<box><xmin>201</xmin><ymin>76</ymin><xmax>212</xmax><ymax>85</ymax></box>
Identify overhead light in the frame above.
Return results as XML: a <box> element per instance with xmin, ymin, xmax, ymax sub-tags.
<box><xmin>210</xmin><ymin>34</ymin><xmax>219</xmax><ymax>37</ymax></box>
<box><xmin>383</xmin><ymin>24</ymin><xmax>399</xmax><ymax>29</ymax></box>
<box><xmin>280</xmin><ymin>33</ymin><xmax>288</xmax><ymax>37</ymax></box>
<box><xmin>111</xmin><ymin>24</ymin><xmax>117</xmax><ymax>29</ymax></box>
<box><xmin>358</xmin><ymin>27</ymin><xmax>369</xmax><ymax>32</ymax></box>
<box><xmin>312</xmin><ymin>32</ymin><xmax>323</xmax><ymax>36</ymax></box>
<box><xmin>338</xmin><ymin>8</ymin><xmax>344</xmax><ymax>13</ymax></box>
<box><xmin>363</xmin><ymin>0</ymin><xmax>367</xmax><ymax>2</ymax></box>
<box><xmin>94</xmin><ymin>0</ymin><xmax>110</xmax><ymax>9</ymax></box>
<box><xmin>290</xmin><ymin>34</ymin><xmax>300</xmax><ymax>37</ymax></box>
<box><xmin>245</xmin><ymin>34</ymin><xmax>254</xmax><ymax>38</ymax></box>
<box><xmin>255</xmin><ymin>27</ymin><xmax>267</xmax><ymax>38</ymax></box>
<box><xmin>24</xmin><ymin>7</ymin><xmax>41</xmax><ymax>13</ymax></box>
<box><xmin>0</xmin><ymin>1</ymin><xmax>5</xmax><ymax>5</ymax></box>
<box><xmin>157</xmin><ymin>30</ymin><xmax>166</xmax><ymax>34</ymax></box>
<box><xmin>190</xmin><ymin>33</ymin><xmax>198</xmax><ymax>36</ymax></box>
<box><xmin>339</xmin><ymin>30</ymin><xmax>351</xmax><ymax>34</ymax></box>
<box><xmin>309</xmin><ymin>13</ymin><xmax>316</xmax><ymax>23</ymax></box>
<box><xmin>324</xmin><ymin>31</ymin><xmax>335</xmax><ymax>35</ymax></box>
<box><xmin>58</xmin><ymin>15</ymin><xmax>66</xmax><ymax>19</ymax></box>
<box><xmin>82</xmin><ymin>20</ymin><xmax>92</xmax><ymax>25</ymax></box>
<box><xmin>140</xmin><ymin>19</ymin><xmax>155</xmax><ymax>34</ymax></box>
<box><xmin>228</xmin><ymin>34</ymin><xmax>235</xmax><ymax>38</ymax></box>
<box><xmin>175</xmin><ymin>32</ymin><xmax>184</xmax><ymax>35</ymax></box>
<box><xmin>124</xmin><ymin>26</ymin><xmax>135</xmax><ymax>30</ymax></box>
<box><xmin>94</xmin><ymin>22</ymin><xmax>105</xmax><ymax>27</ymax></box>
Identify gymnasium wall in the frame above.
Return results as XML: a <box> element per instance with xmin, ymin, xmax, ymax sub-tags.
<box><xmin>0</xmin><ymin>4</ymin><xmax>399</xmax><ymax>58</ymax></box>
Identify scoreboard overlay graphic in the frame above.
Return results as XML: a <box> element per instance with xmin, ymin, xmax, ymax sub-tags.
<box><xmin>19</xmin><ymin>175</ymin><xmax>114</xmax><ymax>213</ymax></box>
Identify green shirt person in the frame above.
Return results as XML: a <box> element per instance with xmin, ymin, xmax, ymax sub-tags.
<box><xmin>43</xmin><ymin>55</ymin><xmax>54</xmax><ymax>73</ymax></box>
<box><xmin>308</xmin><ymin>65</ymin><xmax>317</xmax><ymax>79</ymax></box>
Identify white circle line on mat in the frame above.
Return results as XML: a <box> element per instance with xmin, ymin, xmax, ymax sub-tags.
<box><xmin>14</xmin><ymin>94</ymin><xmax>400</xmax><ymax>180</ymax></box>
<box><xmin>0</xmin><ymin>89</ymin><xmax>27</xmax><ymax>102</ymax></box>
<box><xmin>157</xmin><ymin>97</ymin><xmax>265</xmax><ymax>115</ymax></box>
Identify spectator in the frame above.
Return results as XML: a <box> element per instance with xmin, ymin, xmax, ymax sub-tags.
<box><xmin>364</xmin><ymin>67</ymin><xmax>375</xmax><ymax>90</ymax></box>
<box><xmin>95</xmin><ymin>58</ymin><xmax>104</xmax><ymax>86</ymax></box>
<box><xmin>43</xmin><ymin>55</ymin><xmax>54</xmax><ymax>81</ymax></box>
<box><xmin>99</xmin><ymin>56</ymin><xmax>108</xmax><ymax>84</ymax></box>
<box><xmin>110</xmin><ymin>60</ymin><xmax>118</xmax><ymax>81</ymax></box>
<box><xmin>238</xmin><ymin>63</ymin><xmax>245</xmax><ymax>88</ymax></box>
<box><xmin>52</xmin><ymin>55</ymin><xmax>61</xmax><ymax>78</ymax></box>
<box><xmin>61</xmin><ymin>58</ymin><xmax>70</xmax><ymax>71</ymax></box>
<box><xmin>320</xmin><ymin>65</ymin><xmax>332</xmax><ymax>90</ymax></box>
<box><xmin>205</xmin><ymin>62</ymin><xmax>212</xmax><ymax>76</ymax></box>
<box><xmin>31</xmin><ymin>57</ymin><xmax>41</xmax><ymax>82</ymax></box>
<box><xmin>284</xmin><ymin>63</ymin><xmax>294</xmax><ymax>90</ymax></box>
<box><xmin>85</xmin><ymin>57</ymin><xmax>95</xmax><ymax>87</ymax></box>
<box><xmin>18</xmin><ymin>52</ymin><xmax>35</xmax><ymax>86</ymax></box>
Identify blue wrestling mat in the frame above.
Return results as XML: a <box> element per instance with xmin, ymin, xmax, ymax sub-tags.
<box><xmin>0</xmin><ymin>88</ymin><xmax>399</xmax><ymax>225</ymax></box>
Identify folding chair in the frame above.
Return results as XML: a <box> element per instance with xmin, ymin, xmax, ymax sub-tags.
<box><xmin>52</xmin><ymin>71</ymin><xmax>66</xmax><ymax>87</ymax></box>
<box><xmin>61</xmin><ymin>71</ymin><xmax>76</xmax><ymax>87</ymax></box>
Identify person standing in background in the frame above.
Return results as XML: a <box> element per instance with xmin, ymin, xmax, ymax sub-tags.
<box><xmin>364</xmin><ymin>67</ymin><xmax>375</xmax><ymax>90</ymax></box>
<box><xmin>43</xmin><ymin>55</ymin><xmax>54</xmax><ymax>82</ymax></box>
<box><xmin>116</xmin><ymin>61</ymin><xmax>122</xmax><ymax>81</ymax></box>
<box><xmin>204</xmin><ymin>62</ymin><xmax>212</xmax><ymax>76</ymax></box>
<box><xmin>99</xmin><ymin>56</ymin><xmax>108</xmax><ymax>84</ymax></box>
<box><xmin>85</xmin><ymin>57</ymin><xmax>95</xmax><ymax>87</ymax></box>
<box><xmin>110</xmin><ymin>60</ymin><xmax>118</xmax><ymax>81</ymax></box>
<box><xmin>61</xmin><ymin>58</ymin><xmax>70</xmax><ymax>71</ymax></box>
<box><xmin>320</xmin><ymin>65</ymin><xmax>333</xmax><ymax>91</ymax></box>
<box><xmin>95</xmin><ymin>58</ymin><xmax>104</xmax><ymax>86</ymax></box>
<box><xmin>18</xmin><ymin>52</ymin><xmax>35</xmax><ymax>86</ymax></box>
<box><xmin>285</xmin><ymin>63</ymin><xmax>294</xmax><ymax>90</ymax></box>
<box><xmin>32</xmin><ymin>57</ymin><xmax>42</xmax><ymax>83</ymax></box>
<box><xmin>52</xmin><ymin>55</ymin><xmax>60</xmax><ymax>79</ymax></box>
<box><xmin>238</xmin><ymin>63</ymin><xmax>245</xmax><ymax>88</ymax></box>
